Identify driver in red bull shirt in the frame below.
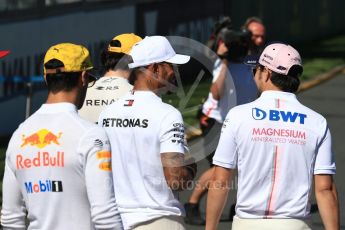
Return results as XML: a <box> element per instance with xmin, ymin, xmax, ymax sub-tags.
<box><xmin>1</xmin><ymin>43</ymin><xmax>123</xmax><ymax>229</ymax></box>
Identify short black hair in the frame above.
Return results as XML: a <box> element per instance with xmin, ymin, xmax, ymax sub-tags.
<box><xmin>44</xmin><ymin>59</ymin><xmax>81</xmax><ymax>93</ymax></box>
<box><xmin>128</xmin><ymin>67</ymin><xmax>145</xmax><ymax>85</ymax></box>
<box><xmin>270</xmin><ymin>66</ymin><xmax>302</xmax><ymax>93</ymax></box>
<box><xmin>101</xmin><ymin>49</ymin><xmax>133</xmax><ymax>72</ymax></box>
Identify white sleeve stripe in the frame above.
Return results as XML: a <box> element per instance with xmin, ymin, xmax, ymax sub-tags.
<box><xmin>213</xmin><ymin>159</ymin><xmax>236</xmax><ymax>169</ymax></box>
<box><xmin>314</xmin><ymin>169</ymin><xmax>336</xmax><ymax>175</ymax></box>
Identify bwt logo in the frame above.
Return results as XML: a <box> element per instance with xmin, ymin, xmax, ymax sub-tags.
<box><xmin>252</xmin><ymin>108</ymin><xmax>307</xmax><ymax>124</ymax></box>
<box><xmin>252</xmin><ymin>108</ymin><xmax>267</xmax><ymax>120</ymax></box>
<box><xmin>25</xmin><ymin>180</ymin><xmax>63</xmax><ymax>193</ymax></box>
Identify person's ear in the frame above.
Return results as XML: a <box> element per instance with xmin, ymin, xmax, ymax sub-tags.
<box><xmin>43</xmin><ymin>75</ymin><xmax>48</xmax><ymax>85</ymax></box>
<box><xmin>81</xmin><ymin>71</ymin><xmax>88</xmax><ymax>87</ymax></box>
<box><xmin>264</xmin><ymin>68</ymin><xmax>272</xmax><ymax>82</ymax></box>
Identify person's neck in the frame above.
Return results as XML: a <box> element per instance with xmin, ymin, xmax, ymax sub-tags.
<box><xmin>46</xmin><ymin>90</ymin><xmax>79</xmax><ymax>106</ymax></box>
<box><xmin>261</xmin><ymin>82</ymin><xmax>282</xmax><ymax>92</ymax></box>
<box><xmin>104</xmin><ymin>69</ymin><xmax>129</xmax><ymax>79</ymax></box>
<box><xmin>132</xmin><ymin>74</ymin><xmax>161</xmax><ymax>96</ymax></box>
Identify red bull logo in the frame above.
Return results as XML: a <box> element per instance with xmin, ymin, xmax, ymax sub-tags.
<box><xmin>16</xmin><ymin>151</ymin><xmax>64</xmax><ymax>169</ymax></box>
<box><xmin>21</xmin><ymin>129</ymin><xmax>62</xmax><ymax>149</ymax></box>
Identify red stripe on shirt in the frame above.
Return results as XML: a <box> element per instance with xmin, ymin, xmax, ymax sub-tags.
<box><xmin>265</xmin><ymin>145</ymin><xmax>281</xmax><ymax>218</ymax></box>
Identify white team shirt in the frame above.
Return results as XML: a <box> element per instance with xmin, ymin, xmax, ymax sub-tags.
<box><xmin>202</xmin><ymin>58</ymin><xmax>258</xmax><ymax>123</ymax></box>
<box><xmin>1</xmin><ymin>103</ymin><xmax>122</xmax><ymax>230</ymax></box>
<box><xmin>79</xmin><ymin>76</ymin><xmax>133</xmax><ymax>123</ymax></box>
<box><xmin>98</xmin><ymin>91</ymin><xmax>186</xmax><ymax>230</ymax></box>
<box><xmin>214</xmin><ymin>91</ymin><xmax>336</xmax><ymax>219</ymax></box>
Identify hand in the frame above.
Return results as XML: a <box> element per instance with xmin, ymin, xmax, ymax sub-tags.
<box><xmin>186</xmin><ymin>162</ymin><xmax>197</xmax><ymax>179</ymax></box>
<box><xmin>216</xmin><ymin>41</ymin><xmax>228</xmax><ymax>57</ymax></box>
<box><xmin>184</xmin><ymin>156</ymin><xmax>197</xmax><ymax>179</ymax></box>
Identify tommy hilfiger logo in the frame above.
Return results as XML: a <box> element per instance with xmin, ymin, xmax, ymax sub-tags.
<box><xmin>124</xmin><ymin>100</ymin><xmax>134</xmax><ymax>106</ymax></box>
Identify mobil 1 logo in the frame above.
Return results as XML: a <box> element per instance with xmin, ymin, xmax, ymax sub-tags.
<box><xmin>25</xmin><ymin>180</ymin><xmax>63</xmax><ymax>194</ymax></box>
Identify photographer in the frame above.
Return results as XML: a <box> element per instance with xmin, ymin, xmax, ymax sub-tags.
<box><xmin>242</xmin><ymin>16</ymin><xmax>266</xmax><ymax>55</ymax></box>
<box><xmin>184</xmin><ymin>28</ymin><xmax>258</xmax><ymax>225</ymax></box>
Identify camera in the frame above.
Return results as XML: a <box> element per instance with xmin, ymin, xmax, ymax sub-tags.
<box><xmin>216</xmin><ymin>27</ymin><xmax>251</xmax><ymax>62</ymax></box>
<box><xmin>207</xmin><ymin>16</ymin><xmax>233</xmax><ymax>50</ymax></box>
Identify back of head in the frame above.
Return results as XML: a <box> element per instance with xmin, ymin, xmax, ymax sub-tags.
<box><xmin>44</xmin><ymin>43</ymin><xmax>93</xmax><ymax>93</ymax></box>
<box><xmin>101</xmin><ymin>33</ymin><xmax>142</xmax><ymax>72</ymax></box>
<box><xmin>259</xmin><ymin>43</ymin><xmax>303</xmax><ymax>92</ymax></box>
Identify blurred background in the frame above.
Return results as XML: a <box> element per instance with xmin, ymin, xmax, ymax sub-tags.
<box><xmin>1</xmin><ymin>0</ymin><xmax>345</xmax><ymax>137</ymax></box>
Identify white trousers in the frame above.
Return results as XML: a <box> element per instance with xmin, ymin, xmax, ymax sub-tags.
<box><xmin>132</xmin><ymin>216</ymin><xmax>185</xmax><ymax>230</ymax></box>
<box><xmin>232</xmin><ymin>216</ymin><xmax>312</xmax><ymax>230</ymax></box>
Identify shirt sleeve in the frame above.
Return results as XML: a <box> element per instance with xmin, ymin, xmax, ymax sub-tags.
<box><xmin>80</xmin><ymin>127</ymin><xmax>123</xmax><ymax>230</ymax></box>
<box><xmin>159</xmin><ymin>110</ymin><xmax>187</xmax><ymax>154</ymax></box>
<box><xmin>211</xmin><ymin>58</ymin><xmax>222</xmax><ymax>83</ymax></box>
<box><xmin>1</xmin><ymin>152</ymin><xmax>26</xmax><ymax>229</ymax></box>
<box><xmin>213</xmin><ymin>110</ymin><xmax>238</xmax><ymax>169</ymax></box>
<box><xmin>314</xmin><ymin>125</ymin><xmax>336</xmax><ymax>175</ymax></box>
